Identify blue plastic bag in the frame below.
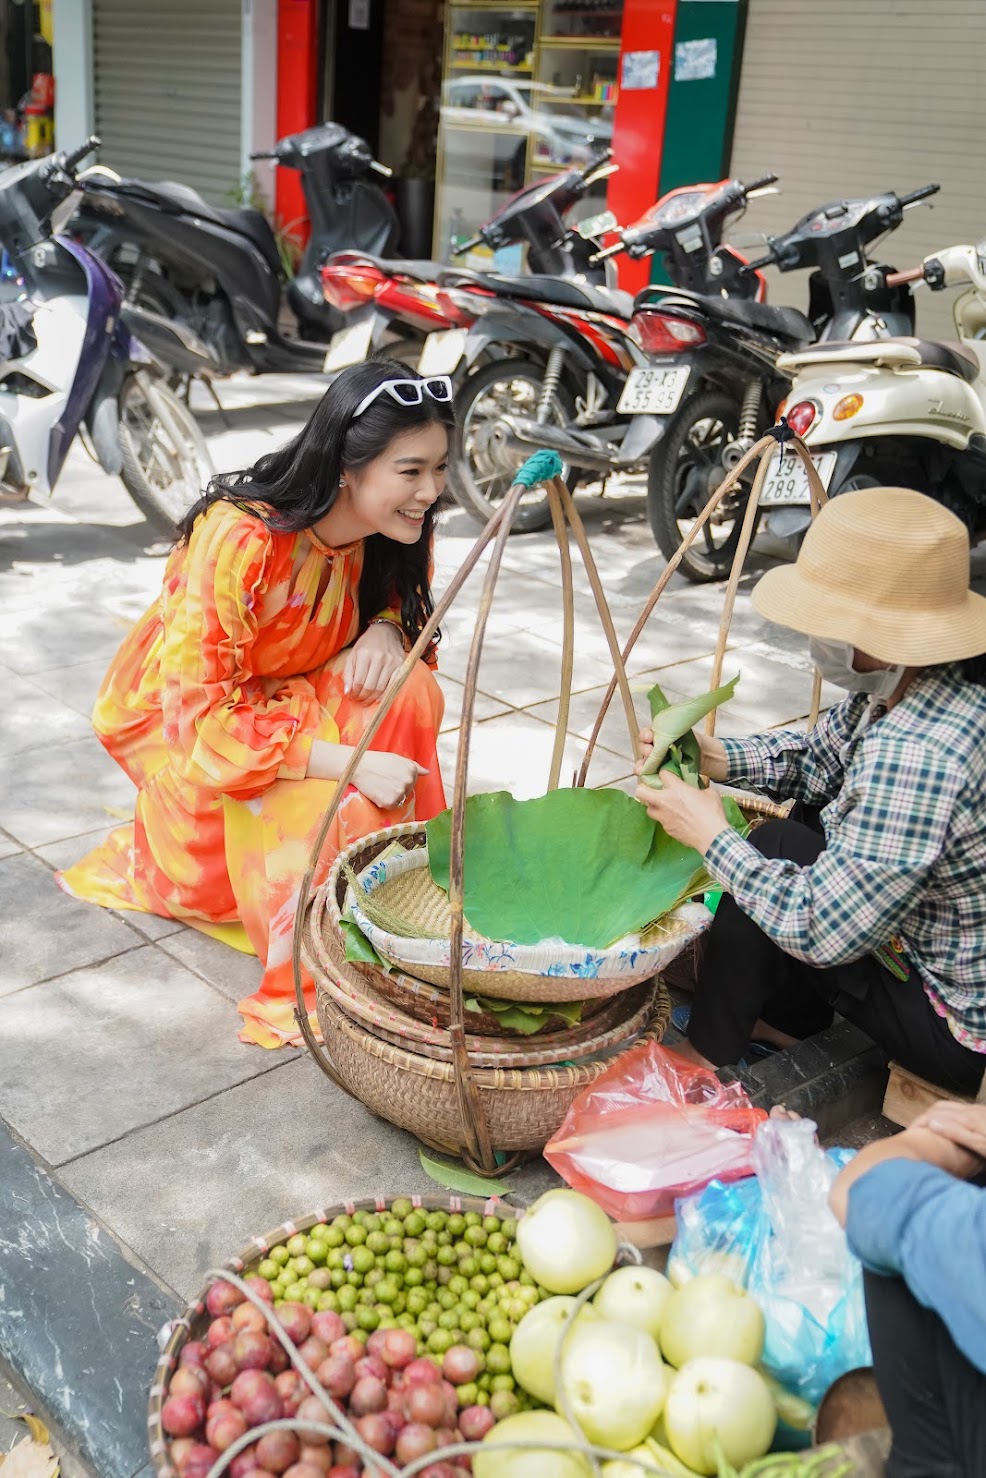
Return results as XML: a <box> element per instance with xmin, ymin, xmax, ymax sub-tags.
<box><xmin>669</xmin><ymin>1118</ymin><xmax>872</xmax><ymax>1414</ymax></box>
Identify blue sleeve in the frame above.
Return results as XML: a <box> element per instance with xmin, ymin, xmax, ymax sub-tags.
<box><xmin>846</xmin><ymin>1159</ymin><xmax>986</xmax><ymax>1377</ymax></box>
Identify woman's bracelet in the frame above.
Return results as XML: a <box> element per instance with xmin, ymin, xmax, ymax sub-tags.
<box><xmin>368</xmin><ymin>618</ymin><xmax>410</xmax><ymax>652</ymax></box>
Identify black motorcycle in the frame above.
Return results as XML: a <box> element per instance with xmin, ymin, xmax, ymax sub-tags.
<box><xmin>68</xmin><ymin>122</ymin><xmax>398</xmax><ymax>381</ymax></box>
<box><xmin>630</xmin><ymin>183</ymin><xmax>936</xmax><ymax>580</ymax></box>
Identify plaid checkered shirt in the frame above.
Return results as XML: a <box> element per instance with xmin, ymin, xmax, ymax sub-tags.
<box><xmin>705</xmin><ymin>665</ymin><xmax>986</xmax><ymax>1052</ymax></box>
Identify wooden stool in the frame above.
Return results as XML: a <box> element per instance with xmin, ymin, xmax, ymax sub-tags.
<box><xmin>883</xmin><ymin>1060</ymin><xmax>986</xmax><ymax>1128</ymax></box>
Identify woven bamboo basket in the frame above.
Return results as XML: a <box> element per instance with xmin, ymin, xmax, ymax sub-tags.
<box><xmin>292</xmin><ymin>436</ymin><xmax>822</xmax><ymax>1173</ymax></box>
<box><xmin>319</xmin><ymin>823</ymin><xmax>708</xmax><ymax>1003</ymax></box>
<box><xmin>303</xmin><ymin>887</ymin><xmax>657</xmax><ymax>1066</ymax></box>
<box><xmin>148</xmin><ymin>1194</ymin><xmax>520</xmax><ymax>1478</ymax></box>
<box><xmin>313</xmin><ymin>982</ymin><xmax>671</xmax><ymax>1156</ymax></box>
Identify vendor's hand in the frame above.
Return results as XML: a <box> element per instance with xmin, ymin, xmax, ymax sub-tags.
<box><xmin>635</xmin><ymin>726</ymin><xmax>729</xmax><ymax>783</ymax></box>
<box><xmin>345</xmin><ymin>623</ymin><xmax>405</xmax><ymax>701</ymax></box>
<box><xmin>353</xmin><ymin>751</ymin><xmax>428</xmax><ymax>809</ymax></box>
<box><xmin>910</xmin><ymin>1101</ymin><xmax>986</xmax><ymax>1162</ymax></box>
<box><xmin>635</xmin><ymin>768</ymin><xmax>730</xmax><ymax>854</ymax></box>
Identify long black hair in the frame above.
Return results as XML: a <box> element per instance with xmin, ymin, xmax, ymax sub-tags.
<box><xmin>176</xmin><ymin>359</ymin><xmax>455</xmax><ymax>648</ymax></box>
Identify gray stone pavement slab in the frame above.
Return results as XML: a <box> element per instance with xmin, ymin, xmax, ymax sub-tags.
<box><xmin>0</xmin><ymin>732</ymin><xmax>136</xmax><ymax>848</ymax></box>
<box><xmin>0</xmin><ymin>827</ymin><xmax>22</xmax><ymax>859</ymax></box>
<box><xmin>0</xmin><ymin>666</ymin><xmax>93</xmax><ymax>754</ymax></box>
<box><xmin>0</xmin><ymin>851</ymin><xmax>139</xmax><ymax>999</ymax></box>
<box><xmin>0</xmin><ymin>943</ymin><xmax>284</xmax><ymax>1166</ymax></box>
<box><xmin>435</xmin><ymin>672</ymin><xmax>514</xmax><ymax>731</ymax></box>
<box><xmin>58</xmin><ymin>1054</ymin><xmax>559</xmax><ymax>1303</ymax></box>
<box><xmin>0</xmin><ymin>1119</ymin><xmax>176</xmax><ymax>1478</ymax></box>
<box><xmin>0</xmin><ymin>601</ymin><xmax>132</xmax><ymax>677</ymax></box>
<box><xmin>158</xmin><ymin>926</ymin><xmax>265</xmax><ymax>1005</ymax></box>
<box><xmin>438</xmin><ymin>707</ymin><xmax>631</xmax><ymax>799</ymax></box>
<box><xmin>22</xmin><ymin>662</ymin><xmax>108</xmax><ymax>718</ymax></box>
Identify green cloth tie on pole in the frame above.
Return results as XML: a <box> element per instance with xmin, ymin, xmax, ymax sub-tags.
<box><xmin>513</xmin><ymin>449</ymin><xmax>564</xmax><ymax>488</ymax></box>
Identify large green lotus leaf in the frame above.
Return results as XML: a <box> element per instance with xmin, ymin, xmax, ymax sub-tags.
<box><xmin>427</xmin><ymin>787</ymin><xmax>717</xmax><ymax>949</ymax></box>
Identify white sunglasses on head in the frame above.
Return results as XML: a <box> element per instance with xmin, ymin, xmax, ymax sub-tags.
<box><xmin>352</xmin><ymin>376</ymin><xmax>454</xmax><ymax>419</ymax></box>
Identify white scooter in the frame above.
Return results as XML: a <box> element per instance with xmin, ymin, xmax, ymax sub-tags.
<box><xmin>766</xmin><ymin>244</ymin><xmax>986</xmax><ymax>539</ymax></box>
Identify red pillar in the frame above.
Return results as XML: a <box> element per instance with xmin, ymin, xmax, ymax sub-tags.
<box><xmin>607</xmin><ymin>1</ymin><xmax>679</xmax><ymax>294</ymax></box>
<box><xmin>276</xmin><ymin>0</ymin><xmax>320</xmax><ymax>236</ymax></box>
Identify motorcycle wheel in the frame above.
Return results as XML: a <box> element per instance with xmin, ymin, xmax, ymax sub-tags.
<box><xmin>648</xmin><ymin>389</ymin><xmax>759</xmax><ymax>584</ymax></box>
<box><xmin>450</xmin><ymin>357</ymin><xmax>578</xmax><ymax>534</ymax></box>
<box><xmin>118</xmin><ymin>373</ymin><xmax>214</xmax><ymax>537</ymax></box>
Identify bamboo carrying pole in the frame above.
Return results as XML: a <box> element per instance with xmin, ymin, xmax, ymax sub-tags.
<box><xmin>579</xmin><ymin>428</ymin><xmax>830</xmax><ymax>781</ymax></box>
<box><xmin>291</xmin><ymin>469</ymin><xmax>639</xmax><ymax>1176</ymax></box>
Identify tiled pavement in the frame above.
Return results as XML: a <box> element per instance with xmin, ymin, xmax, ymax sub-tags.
<box><xmin>0</xmin><ymin>373</ymin><xmax>875</xmax><ymax>1476</ymax></box>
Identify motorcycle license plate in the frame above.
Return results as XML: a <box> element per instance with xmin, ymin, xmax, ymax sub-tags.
<box><xmin>617</xmin><ymin>365</ymin><xmax>690</xmax><ymax>415</ymax></box>
<box><xmin>418</xmin><ymin>327</ymin><xmax>467</xmax><ymax>377</ymax></box>
<box><xmin>323</xmin><ymin>315</ymin><xmax>375</xmax><ymax>373</ymax></box>
<box><xmin>759</xmin><ymin>449</ymin><xmax>838</xmax><ymax>507</ymax></box>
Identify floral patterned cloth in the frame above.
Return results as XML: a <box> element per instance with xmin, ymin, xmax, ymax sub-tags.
<box><xmin>57</xmin><ymin>501</ymin><xmax>446</xmax><ymax>1048</ymax></box>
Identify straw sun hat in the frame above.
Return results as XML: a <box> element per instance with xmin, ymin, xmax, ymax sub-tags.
<box><xmin>752</xmin><ymin>486</ymin><xmax>986</xmax><ymax>667</ymax></box>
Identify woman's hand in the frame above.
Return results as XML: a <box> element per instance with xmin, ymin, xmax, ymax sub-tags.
<box><xmin>344</xmin><ymin>622</ymin><xmax>405</xmax><ymax>701</ymax></box>
<box><xmin>635</xmin><ymin>726</ymin><xmax>730</xmax><ymax>782</ymax></box>
<box><xmin>911</xmin><ymin>1101</ymin><xmax>986</xmax><ymax>1162</ymax></box>
<box><xmin>634</xmin><ymin>769</ymin><xmax>730</xmax><ymax>854</ymax></box>
<box><xmin>353</xmin><ymin>751</ymin><xmax>428</xmax><ymax>809</ymax></box>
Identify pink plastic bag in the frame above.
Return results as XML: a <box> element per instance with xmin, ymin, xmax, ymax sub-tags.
<box><xmin>545</xmin><ymin>1041</ymin><xmax>768</xmax><ymax>1221</ymax></box>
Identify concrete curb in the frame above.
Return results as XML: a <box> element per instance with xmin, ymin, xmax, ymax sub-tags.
<box><xmin>0</xmin><ymin>1118</ymin><xmax>180</xmax><ymax>1478</ymax></box>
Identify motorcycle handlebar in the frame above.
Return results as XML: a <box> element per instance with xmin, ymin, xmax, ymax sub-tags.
<box><xmin>589</xmin><ymin>240</ymin><xmax>624</xmax><ymax>263</ymax></box>
<box><xmin>62</xmin><ymin>136</ymin><xmax>100</xmax><ymax>174</ymax></box>
<box><xmin>453</xmin><ymin>235</ymin><xmax>483</xmax><ymax>255</ymax></box>
<box><xmin>370</xmin><ymin>159</ymin><xmax>393</xmax><ymax>176</ymax></box>
<box><xmin>885</xmin><ymin>265</ymin><xmax>925</xmax><ymax>287</ymax></box>
<box><xmin>744</xmin><ymin>172</ymin><xmax>778</xmax><ymax>193</ymax></box>
<box><xmin>250</xmin><ymin>149</ymin><xmax>275</xmax><ymax>160</ymax></box>
<box><xmin>898</xmin><ymin>182</ymin><xmax>940</xmax><ymax>207</ymax></box>
<box><xmin>740</xmin><ymin>251</ymin><xmax>775</xmax><ymax>274</ymax></box>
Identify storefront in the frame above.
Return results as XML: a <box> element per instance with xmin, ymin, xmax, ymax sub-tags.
<box><xmin>51</xmin><ymin>0</ymin><xmax>277</xmax><ymax>208</ymax></box>
<box><xmin>433</xmin><ymin>0</ymin><xmax>748</xmax><ymax>291</ymax></box>
<box><xmin>0</xmin><ymin>0</ymin><xmax>54</xmax><ymax>161</ymax></box>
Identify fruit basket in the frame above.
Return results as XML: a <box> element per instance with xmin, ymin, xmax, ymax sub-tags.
<box><xmin>148</xmin><ymin>1193</ymin><xmax>528</xmax><ymax>1478</ymax></box>
<box><xmin>330</xmin><ymin>824</ymin><xmax>712</xmax><ymax>1003</ymax></box>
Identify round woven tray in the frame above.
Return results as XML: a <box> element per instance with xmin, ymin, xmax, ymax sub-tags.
<box><xmin>312</xmin><ymin>978</ymin><xmax>671</xmax><ymax>1157</ymax></box>
<box><xmin>148</xmin><ymin>1194</ymin><xmax>521</xmax><ymax>1478</ymax></box>
<box><xmin>302</xmin><ymin>932</ymin><xmax>657</xmax><ymax>1065</ymax></box>
<box><xmin>347</xmin><ymin>952</ymin><xmax>613</xmax><ymax>1035</ymax></box>
<box><xmin>321</xmin><ymin>823</ymin><xmax>709</xmax><ymax>1004</ymax></box>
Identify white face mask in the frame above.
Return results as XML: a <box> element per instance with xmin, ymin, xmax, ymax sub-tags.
<box><xmin>809</xmin><ymin>637</ymin><xmax>906</xmax><ymax>698</ymax></box>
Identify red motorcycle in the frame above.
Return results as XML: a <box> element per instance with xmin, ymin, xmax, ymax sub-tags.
<box><xmin>318</xmin><ymin>152</ymin><xmax>617</xmax><ymax>384</ymax></box>
<box><xmin>443</xmin><ymin>175</ymin><xmax>777</xmax><ymax>531</ymax></box>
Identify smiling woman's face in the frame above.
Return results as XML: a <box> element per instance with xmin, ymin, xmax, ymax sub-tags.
<box><xmin>341</xmin><ymin>423</ymin><xmax>449</xmax><ymax>544</ymax></box>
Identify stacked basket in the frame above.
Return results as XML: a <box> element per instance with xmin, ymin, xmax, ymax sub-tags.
<box><xmin>300</xmin><ymin>820</ymin><xmax>690</xmax><ymax>1163</ymax></box>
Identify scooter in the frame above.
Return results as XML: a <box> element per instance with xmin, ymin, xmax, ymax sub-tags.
<box><xmin>318</xmin><ymin>153</ymin><xmax>619</xmax><ymax>386</ymax></box>
<box><xmin>0</xmin><ymin>138</ymin><xmax>212</xmax><ymax>537</ymax></box>
<box><xmin>67</xmin><ymin>122</ymin><xmax>398</xmax><ymax>381</ymax></box>
<box><xmin>772</xmin><ymin>240</ymin><xmax>986</xmax><ymax>537</ymax></box>
<box><xmin>630</xmin><ymin>183</ymin><xmax>935</xmax><ymax>580</ymax></box>
<box><xmin>442</xmin><ymin>174</ymin><xmax>777</xmax><ymax>532</ymax></box>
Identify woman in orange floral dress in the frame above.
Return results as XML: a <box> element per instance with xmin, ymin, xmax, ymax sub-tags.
<box><xmin>58</xmin><ymin>361</ymin><xmax>453</xmax><ymax>1047</ymax></box>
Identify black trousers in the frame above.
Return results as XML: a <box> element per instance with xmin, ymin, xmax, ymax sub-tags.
<box><xmin>689</xmin><ymin>816</ymin><xmax>985</xmax><ymax>1096</ymax></box>
<box><xmin>865</xmin><ymin>1268</ymin><xmax>986</xmax><ymax>1477</ymax></box>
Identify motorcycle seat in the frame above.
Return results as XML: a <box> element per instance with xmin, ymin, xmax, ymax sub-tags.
<box><xmin>481</xmin><ymin>274</ymin><xmax>635</xmax><ymax>318</ymax></box>
<box><xmin>687</xmin><ymin>293</ymin><xmax>814</xmax><ymax>345</ymax></box>
<box><xmin>781</xmin><ymin>335</ymin><xmax>981</xmax><ymax>383</ymax></box>
<box><xmin>110</xmin><ymin>178</ymin><xmax>283</xmax><ymax>278</ymax></box>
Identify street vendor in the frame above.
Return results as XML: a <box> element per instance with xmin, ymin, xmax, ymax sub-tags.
<box><xmin>58</xmin><ymin>361</ymin><xmax>452</xmax><ymax>1048</ymax></box>
<box><xmin>635</xmin><ymin>486</ymin><xmax>986</xmax><ymax>1095</ymax></box>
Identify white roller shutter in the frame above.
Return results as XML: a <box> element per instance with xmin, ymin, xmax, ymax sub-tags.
<box><xmin>92</xmin><ymin>0</ymin><xmax>242</xmax><ymax>205</ymax></box>
<box><xmin>728</xmin><ymin>0</ymin><xmax>986</xmax><ymax>338</ymax></box>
